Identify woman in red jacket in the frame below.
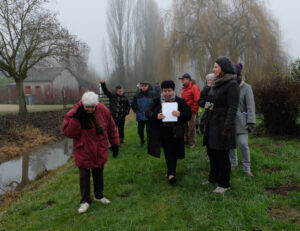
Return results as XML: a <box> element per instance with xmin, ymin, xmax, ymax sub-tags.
<box><xmin>62</xmin><ymin>91</ymin><xmax>119</xmax><ymax>213</ymax></box>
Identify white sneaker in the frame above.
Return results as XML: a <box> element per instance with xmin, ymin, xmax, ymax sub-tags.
<box><xmin>213</xmin><ymin>186</ymin><xmax>230</xmax><ymax>194</ymax></box>
<box><xmin>94</xmin><ymin>197</ymin><xmax>111</xmax><ymax>204</ymax></box>
<box><xmin>78</xmin><ymin>202</ymin><xmax>90</xmax><ymax>213</ymax></box>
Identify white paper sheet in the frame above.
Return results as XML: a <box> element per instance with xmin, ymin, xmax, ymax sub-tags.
<box><xmin>162</xmin><ymin>102</ymin><xmax>178</xmax><ymax>122</ymax></box>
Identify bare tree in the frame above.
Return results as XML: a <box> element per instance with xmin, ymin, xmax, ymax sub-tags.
<box><xmin>0</xmin><ymin>0</ymin><xmax>84</xmax><ymax>114</ymax></box>
<box><xmin>168</xmin><ymin>0</ymin><xmax>288</xmax><ymax>82</ymax></box>
<box><xmin>106</xmin><ymin>0</ymin><xmax>127</xmax><ymax>86</ymax></box>
<box><xmin>132</xmin><ymin>0</ymin><xmax>167</xmax><ymax>83</ymax></box>
<box><xmin>64</xmin><ymin>42</ymin><xmax>90</xmax><ymax>80</ymax></box>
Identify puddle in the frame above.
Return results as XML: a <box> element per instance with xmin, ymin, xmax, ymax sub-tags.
<box><xmin>0</xmin><ymin>139</ymin><xmax>72</xmax><ymax>195</ymax></box>
<box><xmin>268</xmin><ymin>207</ymin><xmax>300</xmax><ymax>224</ymax></box>
<box><xmin>266</xmin><ymin>183</ymin><xmax>300</xmax><ymax>196</ymax></box>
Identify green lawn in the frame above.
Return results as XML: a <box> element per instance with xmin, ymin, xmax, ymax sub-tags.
<box><xmin>0</xmin><ymin>119</ymin><xmax>299</xmax><ymax>230</ymax></box>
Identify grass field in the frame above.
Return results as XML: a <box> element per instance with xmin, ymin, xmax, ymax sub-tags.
<box><xmin>0</xmin><ymin>119</ymin><xmax>299</xmax><ymax>230</ymax></box>
<box><xmin>0</xmin><ymin>104</ymin><xmax>72</xmax><ymax>115</ymax></box>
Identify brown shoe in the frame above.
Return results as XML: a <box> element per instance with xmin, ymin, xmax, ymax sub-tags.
<box><xmin>245</xmin><ymin>172</ymin><xmax>254</xmax><ymax>177</ymax></box>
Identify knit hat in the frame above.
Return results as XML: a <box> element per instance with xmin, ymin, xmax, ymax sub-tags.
<box><xmin>215</xmin><ymin>56</ymin><xmax>236</xmax><ymax>74</ymax></box>
<box><xmin>234</xmin><ymin>63</ymin><xmax>243</xmax><ymax>77</ymax></box>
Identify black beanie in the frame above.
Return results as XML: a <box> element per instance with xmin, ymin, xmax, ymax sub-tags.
<box><xmin>234</xmin><ymin>63</ymin><xmax>243</xmax><ymax>77</ymax></box>
<box><xmin>215</xmin><ymin>56</ymin><xmax>236</xmax><ymax>74</ymax></box>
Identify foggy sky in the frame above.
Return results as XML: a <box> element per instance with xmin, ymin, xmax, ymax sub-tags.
<box><xmin>47</xmin><ymin>0</ymin><xmax>300</xmax><ymax>76</ymax></box>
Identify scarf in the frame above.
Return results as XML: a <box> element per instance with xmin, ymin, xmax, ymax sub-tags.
<box><xmin>160</xmin><ymin>92</ymin><xmax>176</xmax><ymax>103</ymax></box>
<box><xmin>80</xmin><ymin>110</ymin><xmax>103</xmax><ymax>134</ymax></box>
<box><xmin>92</xmin><ymin>113</ymin><xmax>104</xmax><ymax>134</ymax></box>
<box><xmin>212</xmin><ymin>73</ymin><xmax>236</xmax><ymax>87</ymax></box>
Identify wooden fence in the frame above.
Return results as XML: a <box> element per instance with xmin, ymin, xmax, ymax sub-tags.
<box><xmin>98</xmin><ymin>92</ymin><xmax>137</xmax><ymax>107</ymax></box>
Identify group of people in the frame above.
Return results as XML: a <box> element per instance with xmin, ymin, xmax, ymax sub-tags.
<box><xmin>62</xmin><ymin>56</ymin><xmax>256</xmax><ymax>213</ymax></box>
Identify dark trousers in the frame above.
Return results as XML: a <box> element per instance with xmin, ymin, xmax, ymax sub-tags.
<box><xmin>207</xmin><ymin>147</ymin><xmax>231</xmax><ymax>188</ymax></box>
<box><xmin>114</xmin><ymin>117</ymin><xmax>125</xmax><ymax>139</ymax></box>
<box><xmin>161</xmin><ymin>127</ymin><xmax>178</xmax><ymax>176</ymax></box>
<box><xmin>79</xmin><ymin>166</ymin><xmax>104</xmax><ymax>204</ymax></box>
<box><xmin>137</xmin><ymin>121</ymin><xmax>150</xmax><ymax>143</ymax></box>
<box><xmin>163</xmin><ymin>148</ymin><xmax>177</xmax><ymax>176</ymax></box>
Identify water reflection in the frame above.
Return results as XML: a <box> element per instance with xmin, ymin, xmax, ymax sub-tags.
<box><xmin>0</xmin><ymin>139</ymin><xmax>73</xmax><ymax>195</ymax></box>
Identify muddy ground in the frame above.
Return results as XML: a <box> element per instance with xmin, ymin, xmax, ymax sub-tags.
<box><xmin>0</xmin><ymin>109</ymin><xmax>69</xmax><ymax>163</ymax></box>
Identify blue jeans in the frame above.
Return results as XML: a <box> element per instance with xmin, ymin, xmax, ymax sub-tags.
<box><xmin>229</xmin><ymin>134</ymin><xmax>251</xmax><ymax>173</ymax></box>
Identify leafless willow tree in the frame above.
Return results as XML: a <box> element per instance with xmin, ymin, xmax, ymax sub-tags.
<box><xmin>0</xmin><ymin>0</ymin><xmax>84</xmax><ymax>114</ymax></box>
<box><xmin>168</xmin><ymin>0</ymin><xmax>288</xmax><ymax>82</ymax></box>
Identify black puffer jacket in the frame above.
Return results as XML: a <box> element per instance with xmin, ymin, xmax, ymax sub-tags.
<box><xmin>146</xmin><ymin>96</ymin><xmax>191</xmax><ymax>158</ymax></box>
<box><xmin>203</xmin><ymin>74</ymin><xmax>240</xmax><ymax>150</ymax></box>
<box><xmin>101</xmin><ymin>82</ymin><xmax>130</xmax><ymax>119</ymax></box>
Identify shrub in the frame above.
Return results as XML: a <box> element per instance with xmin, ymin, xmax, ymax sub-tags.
<box><xmin>253</xmin><ymin>72</ymin><xmax>300</xmax><ymax>135</ymax></box>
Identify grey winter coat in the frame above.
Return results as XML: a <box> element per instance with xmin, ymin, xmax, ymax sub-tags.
<box><xmin>203</xmin><ymin>74</ymin><xmax>240</xmax><ymax>150</ymax></box>
<box><xmin>235</xmin><ymin>82</ymin><xmax>256</xmax><ymax>134</ymax></box>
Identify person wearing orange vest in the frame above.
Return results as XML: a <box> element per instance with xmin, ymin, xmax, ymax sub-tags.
<box><xmin>179</xmin><ymin>73</ymin><xmax>201</xmax><ymax>148</ymax></box>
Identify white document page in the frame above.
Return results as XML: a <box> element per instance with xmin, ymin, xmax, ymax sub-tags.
<box><xmin>162</xmin><ymin>102</ymin><xmax>178</xmax><ymax>122</ymax></box>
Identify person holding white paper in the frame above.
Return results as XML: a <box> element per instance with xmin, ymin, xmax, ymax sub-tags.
<box><xmin>162</xmin><ymin>102</ymin><xmax>178</xmax><ymax>122</ymax></box>
<box><xmin>146</xmin><ymin>80</ymin><xmax>191</xmax><ymax>184</ymax></box>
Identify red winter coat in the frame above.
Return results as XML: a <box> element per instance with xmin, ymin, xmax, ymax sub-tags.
<box><xmin>62</xmin><ymin>101</ymin><xmax>119</xmax><ymax>168</ymax></box>
<box><xmin>181</xmin><ymin>81</ymin><xmax>201</xmax><ymax>112</ymax></box>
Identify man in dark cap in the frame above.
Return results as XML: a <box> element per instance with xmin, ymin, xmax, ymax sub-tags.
<box><xmin>179</xmin><ymin>73</ymin><xmax>200</xmax><ymax>148</ymax></box>
<box><xmin>131</xmin><ymin>81</ymin><xmax>154</xmax><ymax>145</ymax></box>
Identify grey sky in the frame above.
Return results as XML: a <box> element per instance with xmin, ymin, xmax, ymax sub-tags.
<box><xmin>48</xmin><ymin>0</ymin><xmax>300</xmax><ymax>76</ymax></box>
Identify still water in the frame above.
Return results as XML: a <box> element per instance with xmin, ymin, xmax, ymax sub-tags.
<box><xmin>0</xmin><ymin>139</ymin><xmax>73</xmax><ymax>195</ymax></box>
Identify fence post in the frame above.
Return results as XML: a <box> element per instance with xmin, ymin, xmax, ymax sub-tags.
<box><xmin>62</xmin><ymin>88</ymin><xmax>66</xmax><ymax>109</ymax></box>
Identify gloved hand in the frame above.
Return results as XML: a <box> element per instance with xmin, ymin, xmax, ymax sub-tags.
<box><xmin>221</xmin><ymin>127</ymin><xmax>231</xmax><ymax>144</ymax></box>
<box><xmin>73</xmin><ymin>105</ymin><xmax>93</xmax><ymax>129</ymax></box>
<box><xmin>73</xmin><ymin>105</ymin><xmax>85</xmax><ymax>121</ymax></box>
<box><xmin>247</xmin><ymin>123</ymin><xmax>256</xmax><ymax>133</ymax></box>
<box><xmin>110</xmin><ymin>145</ymin><xmax>119</xmax><ymax>158</ymax></box>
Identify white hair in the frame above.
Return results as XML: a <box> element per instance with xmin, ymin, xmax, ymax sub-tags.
<box><xmin>81</xmin><ymin>91</ymin><xmax>99</xmax><ymax>106</ymax></box>
<box><xmin>205</xmin><ymin>73</ymin><xmax>215</xmax><ymax>80</ymax></box>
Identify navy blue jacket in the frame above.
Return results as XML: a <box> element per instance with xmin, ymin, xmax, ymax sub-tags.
<box><xmin>131</xmin><ymin>89</ymin><xmax>154</xmax><ymax>121</ymax></box>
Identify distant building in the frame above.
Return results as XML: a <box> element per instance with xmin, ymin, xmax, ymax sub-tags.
<box><xmin>7</xmin><ymin>67</ymin><xmax>95</xmax><ymax>104</ymax></box>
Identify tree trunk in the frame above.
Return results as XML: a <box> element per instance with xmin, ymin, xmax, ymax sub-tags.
<box><xmin>16</xmin><ymin>80</ymin><xmax>27</xmax><ymax>115</ymax></box>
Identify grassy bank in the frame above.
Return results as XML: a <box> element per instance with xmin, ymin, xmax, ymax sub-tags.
<box><xmin>0</xmin><ymin>120</ymin><xmax>299</xmax><ymax>230</ymax></box>
<box><xmin>0</xmin><ymin>109</ymin><xmax>69</xmax><ymax>162</ymax></box>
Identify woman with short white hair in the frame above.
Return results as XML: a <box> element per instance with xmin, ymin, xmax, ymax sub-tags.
<box><xmin>63</xmin><ymin>91</ymin><xmax>119</xmax><ymax>213</ymax></box>
<box><xmin>198</xmin><ymin>73</ymin><xmax>215</xmax><ymax>108</ymax></box>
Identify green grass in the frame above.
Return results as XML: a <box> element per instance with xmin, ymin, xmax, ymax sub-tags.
<box><xmin>0</xmin><ymin>120</ymin><xmax>300</xmax><ymax>230</ymax></box>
